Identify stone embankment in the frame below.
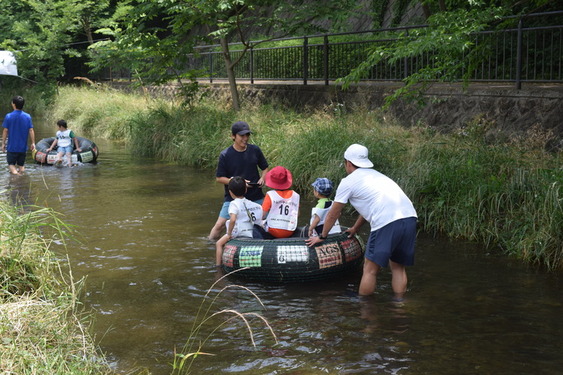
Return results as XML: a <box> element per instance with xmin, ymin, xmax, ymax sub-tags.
<box><xmin>112</xmin><ymin>80</ymin><xmax>563</xmax><ymax>150</ymax></box>
<box><xmin>222</xmin><ymin>81</ymin><xmax>563</xmax><ymax>150</ymax></box>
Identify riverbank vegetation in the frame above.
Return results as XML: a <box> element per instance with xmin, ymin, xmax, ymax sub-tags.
<box><xmin>49</xmin><ymin>85</ymin><xmax>562</xmax><ymax>270</ymax></box>
<box><xmin>0</xmin><ymin>200</ymin><xmax>113</xmax><ymax>374</ymax></box>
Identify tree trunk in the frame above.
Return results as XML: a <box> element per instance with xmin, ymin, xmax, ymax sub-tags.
<box><xmin>81</xmin><ymin>17</ymin><xmax>94</xmax><ymax>45</ymax></box>
<box><xmin>220</xmin><ymin>36</ymin><xmax>241</xmax><ymax>111</ymax></box>
<box><xmin>438</xmin><ymin>0</ymin><xmax>447</xmax><ymax>12</ymax></box>
<box><xmin>421</xmin><ymin>2</ymin><xmax>431</xmax><ymax>20</ymax></box>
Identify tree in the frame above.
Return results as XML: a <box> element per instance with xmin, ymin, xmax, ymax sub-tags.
<box><xmin>89</xmin><ymin>0</ymin><xmax>202</xmax><ymax>106</ymax></box>
<box><xmin>91</xmin><ymin>0</ymin><xmax>358</xmax><ymax>110</ymax></box>
<box><xmin>187</xmin><ymin>0</ymin><xmax>359</xmax><ymax>110</ymax></box>
<box><xmin>0</xmin><ymin>0</ymin><xmax>111</xmax><ymax>94</ymax></box>
<box><xmin>339</xmin><ymin>0</ymin><xmax>559</xmax><ymax>106</ymax></box>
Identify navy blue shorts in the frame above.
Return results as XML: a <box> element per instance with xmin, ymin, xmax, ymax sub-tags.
<box><xmin>6</xmin><ymin>152</ymin><xmax>26</xmax><ymax>166</ymax></box>
<box><xmin>365</xmin><ymin>217</ymin><xmax>417</xmax><ymax>267</ymax></box>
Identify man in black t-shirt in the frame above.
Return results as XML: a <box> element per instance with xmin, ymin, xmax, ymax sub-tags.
<box><xmin>208</xmin><ymin>121</ymin><xmax>269</xmax><ymax>240</ymax></box>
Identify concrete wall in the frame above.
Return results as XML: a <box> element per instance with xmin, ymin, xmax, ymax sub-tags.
<box><xmin>110</xmin><ymin>80</ymin><xmax>563</xmax><ymax>150</ymax></box>
<box><xmin>202</xmin><ymin>81</ymin><xmax>563</xmax><ymax>149</ymax></box>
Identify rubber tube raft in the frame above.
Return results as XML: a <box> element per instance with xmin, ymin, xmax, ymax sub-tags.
<box><xmin>221</xmin><ymin>231</ymin><xmax>365</xmax><ymax>283</ymax></box>
<box><xmin>33</xmin><ymin>137</ymin><xmax>99</xmax><ymax>164</ymax></box>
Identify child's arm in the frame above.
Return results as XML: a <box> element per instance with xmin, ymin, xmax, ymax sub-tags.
<box><xmin>47</xmin><ymin>139</ymin><xmax>58</xmax><ymax>152</ymax></box>
<box><xmin>309</xmin><ymin>214</ymin><xmax>321</xmax><ymax>237</ymax></box>
<box><xmin>261</xmin><ymin>194</ymin><xmax>271</xmax><ymax>220</ymax></box>
<box><xmin>226</xmin><ymin>213</ymin><xmax>237</xmax><ymax>237</ymax></box>
<box><xmin>73</xmin><ymin>135</ymin><xmax>82</xmax><ymax>152</ymax></box>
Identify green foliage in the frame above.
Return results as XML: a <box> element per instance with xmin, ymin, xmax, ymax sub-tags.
<box><xmin>0</xmin><ymin>200</ymin><xmax>113</xmax><ymax>374</ymax></box>
<box><xmin>371</xmin><ymin>0</ymin><xmax>390</xmax><ymax>29</ymax></box>
<box><xmin>339</xmin><ymin>6</ymin><xmax>508</xmax><ymax>106</ymax></box>
<box><xmin>89</xmin><ymin>0</ymin><xmax>360</xmax><ymax>110</ymax></box>
<box><xmin>409</xmin><ymin>118</ymin><xmax>562</xmax><ymax>268</ymax></box>
<box><xmin>391</xmin><ymin>0</ymin><xmax>411</xmax><ymax>26</ymax></box>
<box><xmin>0</xmin><ymin>81</ymin><xmax>49</xmax><ymax>117</ymax></box>
<box><xmin>49</xmin><ymin>85</ymin><xmax>150</xmax><ymax>140</ymax></box>
<box><xmin>0</xmin><ymin>0</ymin><xmax>111</xmax><ymax>97</ymax></box>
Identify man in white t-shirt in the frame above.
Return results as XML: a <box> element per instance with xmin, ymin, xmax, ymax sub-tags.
<box><xmin>306</xmin><ymin>144</ymin><xmax>417</xmax><ymax>299</ymax></box>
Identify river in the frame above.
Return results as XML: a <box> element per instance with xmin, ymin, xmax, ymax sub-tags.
<box><xmin>1</xmin><ymin>124</ymin><xmax>562</xmax><ymax>375</ymax></box>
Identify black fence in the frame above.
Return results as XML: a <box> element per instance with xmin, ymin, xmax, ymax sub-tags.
<box><xmin>107</xmin><ymin>11</ymin><xmax>563</xmax><ymax>89</ymax></box>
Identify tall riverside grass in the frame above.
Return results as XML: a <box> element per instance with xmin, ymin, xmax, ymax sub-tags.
<box><xmin>0</xmin><ymin>200</ymin><xmax>114</xmax><ymax>374</ymax></box>
<box><xmin>48</xmin><ymin>86</ymin><xmax>563</xmax><ymax>270</ymax></box>
<box><xmin>49</xmin><ymin>86</ymin><xmax>151</xmax><ymax>140</ymax></box>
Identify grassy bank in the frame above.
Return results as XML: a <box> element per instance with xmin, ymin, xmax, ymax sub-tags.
<box><xmin>50</xmin><ymin>85</ymin><xmax>562</xmax><ymax>270</ymax></box>
<box><xmin>0</xmin><ymin>200</ymin><xmax>113</xmax><ymax>374</ymax></box>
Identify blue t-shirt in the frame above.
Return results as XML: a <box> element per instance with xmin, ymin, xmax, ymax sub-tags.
<box><xmin>216</xmin><ymin>144</ymin><xmax>268</xmax><ymax>202</ymax></box>
<box><xmin>2</xmin><ymin>109</ymin><xmax>33</xmax><ymax>153</ymax></box>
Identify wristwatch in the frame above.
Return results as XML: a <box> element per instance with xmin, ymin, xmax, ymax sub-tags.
<box><xmin>319</xmin><ymin>234</ymin><xmax>327</xmax><ymax>240</ymax></box>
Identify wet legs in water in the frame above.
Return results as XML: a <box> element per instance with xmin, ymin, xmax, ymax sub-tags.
<box><xmin>209</xmin><ymin>217</ymin><xmax>227</xmax><ymax>241</ymax></box>
<box><xmin>65</xmin><ymin>151</ymin><xmax>73</xmax><ymax>167</ymax></box>
<box><xmin>358</xmin><ymin>258</ymin><xmax>407</xmax><ymax>300</ymax></box>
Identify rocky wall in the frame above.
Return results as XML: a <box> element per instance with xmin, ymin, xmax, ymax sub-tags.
<box><xmin>203</xmin><ymin>81</ymin><xmax>563</xmax><ymax>149</ymax></box>
<box><xmin>110</xmin><ymin>80</ymin><xmax>563</xmax><ymax>150</ymax></box>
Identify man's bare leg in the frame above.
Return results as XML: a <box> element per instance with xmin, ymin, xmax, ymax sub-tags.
<box><xmin>358</xmin><ymin>258</ymin><xmax>381</xmax><ymax>296</ymax></box>
<box><xmin>8</xmin><ymin>165</ymin><xmax>19</xmax><ymax>175</ymax></box>
<box><xmin>389</xmin><ymin>260</ymin><xmax>408</xmax><ymax>301</ymax></box>
<box><xmin>208</xmin><ymin>217</ymin><xmax>227</xmax><ymax>241</ymax></box>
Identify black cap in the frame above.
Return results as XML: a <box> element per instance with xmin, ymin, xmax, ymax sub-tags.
<box><xmin>231</xmin><ymin>121</ymin><xmax>251</xmax><ymax>135</ymax></box>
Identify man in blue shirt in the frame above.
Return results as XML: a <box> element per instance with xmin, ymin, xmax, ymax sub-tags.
<box><xmin>2</xmin><ymin>96</ymin><xmax>36</xmax><ymax>175</ymax></box>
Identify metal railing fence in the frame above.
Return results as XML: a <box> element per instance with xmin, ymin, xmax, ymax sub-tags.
<box><xmin>107</xmin><ymin>11</ymin><xmax>563</xmax><ymax>89</ymax></box>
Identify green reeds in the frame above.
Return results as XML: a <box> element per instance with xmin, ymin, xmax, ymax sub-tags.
<box><xmin>410</xmin><ymin>126</ymin><xmax>562</xmax><ymax>268</ymax></box>
<box><xmin>48</xmin><ymin>86</ymin><xmax>150</xmax><ymax>140</ymax></box>
<box><xmin>0</xmin><ymin>200</ymin><xmax>113</xmax><ymax>374</ymax></box>
<box><xmin>46</xmin><ymin>86</ymin><xmax>563</xmax><ymax>270</ymax></box>
<box><xmin>172</xmin><ymin>268</ymin><xmax>278</xmax><ymax>375</ymax></box>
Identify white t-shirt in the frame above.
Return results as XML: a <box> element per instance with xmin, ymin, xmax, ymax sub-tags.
<box><xmin>334</xmin><ymin>168</ymin><xmax>417</xmax><ymax>232</ymax></box>
<box><xmin>227</xmin><ymin>198</ymin><xmax>263</xmax><ymax>238</ymax></box>
<box><xmin>56</xmin><ymin>129</ymin><xmax>74</xmax><ymax>148</ymax></box>
<box><xmin>310</xmin><ymin>200</ymin><xmax>341</xmax><ymax>235</ymax></box>
<box><xmin>264</xmin><ymin>190</ymin><xmax>300</xmax><ymax>232</ymax></box>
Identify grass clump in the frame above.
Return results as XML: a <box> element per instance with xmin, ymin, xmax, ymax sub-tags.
<box><xmin>47</xmin><ymin>86</ymin><xmax>562</xmax><ymax>270</ymax></box>
<box><xmin>410</xmin><ymin>125</ymin><xmax>563</xmax><ymax>268</ymax></box>
<box><xmin>172</xmin><ymin>269</ymin><xmax>277</xmax><ymax>375</ymax></box>
<box><xmin>0</xmin><ymin>199</ymin><xmax>114</xmax><ymax>374</ymax></box>
<box><xmin>48</xmin><ymin>85</ymin><xmax>151</xmax><ymax>141</ymax></box>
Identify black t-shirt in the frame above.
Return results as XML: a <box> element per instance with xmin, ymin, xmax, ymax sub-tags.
<box><xmin>216</xmin><ymin>144</ymin><xmax>269</xmax><ymax>202</ymax></box>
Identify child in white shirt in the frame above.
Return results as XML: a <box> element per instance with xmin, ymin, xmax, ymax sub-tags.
<box><xmin>308</xmin><ymin>177</ymin><xmax>341</xmax><ymax>237</ymax></box>
<box><xmin>215</xmin><ymin>176</ymin><xmax>263</xmax><ymax>266</ymax></box>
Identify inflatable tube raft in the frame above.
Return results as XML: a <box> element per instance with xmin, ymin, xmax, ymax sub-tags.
<box><xmin>33</xmin><ymin>137</ymin><xmax>99</xmax><ymax>165</ymax></box>
<box><xmin>221</xmin><ymin>231</ymin><xmax>365</xmax><ymax>283</ymax></box>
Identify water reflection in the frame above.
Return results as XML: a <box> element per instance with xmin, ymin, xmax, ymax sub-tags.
<box><xmin>4</xmin><ymin>173</ymin><xmax>33</xmax><ymax>207</ymax></box>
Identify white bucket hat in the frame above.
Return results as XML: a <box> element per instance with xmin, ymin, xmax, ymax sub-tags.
<box><xmin>344</xmin><ymin>144</ymin><xmax>373</xmax><ymax>168</ymax></box>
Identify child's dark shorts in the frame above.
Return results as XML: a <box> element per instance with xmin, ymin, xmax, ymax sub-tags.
<box><xmin>365</xmin><ymin>217</ymin><xmax>417</xmax><ymax>267</ymax></box>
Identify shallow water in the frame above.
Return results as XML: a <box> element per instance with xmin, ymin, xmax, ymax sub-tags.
<box><xmin>1</xmin><ymin>128</ymin><xmax>562</xmax><ymax>374</ymax></box>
